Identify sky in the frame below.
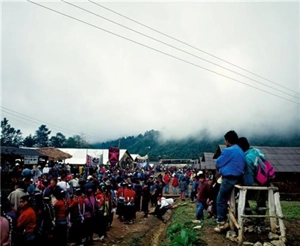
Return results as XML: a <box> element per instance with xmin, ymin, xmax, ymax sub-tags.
<box><xmin>1</xmin><ymin>0</ymin><xmax>300</xmax><ymax>143</ymax></box>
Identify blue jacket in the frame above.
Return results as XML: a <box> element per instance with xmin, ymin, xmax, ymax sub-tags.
<box><xmin>216</xmin><ymin>144</ymin><xmax>245</xmax><ymax>177</ymax></box>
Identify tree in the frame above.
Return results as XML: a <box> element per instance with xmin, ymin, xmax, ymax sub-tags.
<box><xmin>49</xmin><ymin>132</ymin><xmax>66</xmax><ymax>147</ymax></box>
<box><xmin>64</xmin><ymin>134</ymin><xmax>90</xmax><ymax>148</ymax></box>
<box><xmin>23</xmin><ymin>134</ymin><xmax>36</xmax><ymax>147</ymax></box>
<box><xmin>1</xmin><ymin>117</ymin><xmax>23</xmax><ymax>147</ymax></box>
<box><xmin>34</xmin><ymin>125</ymin><xmax>51</xmax><ymax>147</ymax></box>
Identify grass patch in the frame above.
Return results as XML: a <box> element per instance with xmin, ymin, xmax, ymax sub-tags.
<box><xmin>162</xmin><ymin>202</ymin><xmax>206</xmax><ymax>246</ymax></box>
<box><xmin>281</xmin><ymin>201</ymin><xmax>300</xmax><ymax>220</ymax></box>
<box><xmin>249</xmin><ymin>200</ymin><xmax>300</xmax><ymax>220</ymax></box>
<box><xmin>164</xmin><ymin>200</ymin><xmax>300</xmax><ymax>246</ymax></box>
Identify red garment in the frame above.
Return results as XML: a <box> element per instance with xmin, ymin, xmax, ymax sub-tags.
<box><xmin>123</xmin><ymin>188</ymin><xmax>136</xmax><ymax>203</ymax></box>
<box><xmin>197</xmin><ymin>181</ymin><xmax>211</xmax><ymax>202</ymax></box>
<box><xmin>172</xmin><ymin>177</ymin><xmax>179</xmax><ymax>187</ymax></box>
<box><xmin>69</xmin><ymin>197</ymin><xmax>79</xmax><ymax>216</ymax></box>
<box><xmin>17</xmin><ymin>207</ymin><xmax>36</xmax><ymax>234</ymax></box>
<box><xmin>54</xmin><ymin>200</ymin><xmax>69</xmax><ymax>220</ymax></box>
<box><xmin>117</xmin><ymin>187</ymin><xmax>124</xmax><ymax>198</ymax></box>
<box><xmin>163</xmin><ymin>174</ymin><xmax>170</xmax><ymax>184</ymax></box>
<box><xmin>95</xmin><ymin>193</ymin><xmax>105</xmax><ymax>207</ymax></box>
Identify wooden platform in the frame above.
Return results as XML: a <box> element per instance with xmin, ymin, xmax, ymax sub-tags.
<box><xmin>229</xmin><ymin>185</ymin><xmax>286</xmax><ymax>245</ymax></box>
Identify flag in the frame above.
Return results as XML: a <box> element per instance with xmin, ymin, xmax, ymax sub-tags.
<box><xmin>109</xmin><ymin>147</ymin><xmax>120</xmax><ymax>166</ymax></box>
<box><xmin>86</xmin><ymin>154</ymin><xmax>92</xmax><ymax>166</ymax></box>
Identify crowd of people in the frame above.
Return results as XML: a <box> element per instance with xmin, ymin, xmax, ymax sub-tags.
<box><xmin>0</xmin><ymin>160</ymin><xmax>209</xmax><ymax>246</ymax></box>
<box><xmin>0</xmin><ymin>130</ymin><xmax>272</xmax><ymax>245</ymax></box>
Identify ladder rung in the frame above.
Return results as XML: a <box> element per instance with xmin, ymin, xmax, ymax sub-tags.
<box><xmin>241</xmin><ymin>215</ymin><xmax>284</xmax><ymax>219</ymax></box>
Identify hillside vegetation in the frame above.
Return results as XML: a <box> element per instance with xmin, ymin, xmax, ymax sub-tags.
<box><xmin>93</xmin><ymin>130</ymin><xmax>300</xmax><ymax>161</ymax></box>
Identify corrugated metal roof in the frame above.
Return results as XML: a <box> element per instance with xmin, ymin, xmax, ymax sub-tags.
<box><xmin>213</xmin><ymin>145</ymin><xmax>300</xmax><ymax>173</ymax></box>
<box><xmin>1</xmin><ymin>146</ymin><xmax>46</xmax><ymax>157</ymax></box>
<box><xmin>200</xmin><ymin>152</ymin><xmax>216</xmax><ymax>170</ymax></box>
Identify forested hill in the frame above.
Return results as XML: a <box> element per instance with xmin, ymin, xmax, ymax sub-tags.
<box><xmin>93</xmin><ymin>130</ymin><xmax>300</xmax><ymax>161</ymax></box>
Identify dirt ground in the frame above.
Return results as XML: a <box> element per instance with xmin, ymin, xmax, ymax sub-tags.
<box><xmin>91</xmin><ymin>206</ymin><xmax>300</xmax><ymax>246</ymax></box>
<box><xmin>92</xmin><ymin>205</ymin><xmax>171</xmax><ymax>246</ymax></box>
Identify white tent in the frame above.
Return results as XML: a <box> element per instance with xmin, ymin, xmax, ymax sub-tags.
<box><xmin>58</xmin><ymin>148</ymin><xmax>128</xmax><ymax>165</ymax></box>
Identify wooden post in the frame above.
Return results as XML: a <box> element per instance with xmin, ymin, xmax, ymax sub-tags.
<box><xmin>274</xmin><ymin>192</ymin><xmax>286</xmax><ymax>242</ymax></box>
<box><xmin>237</xmin><ymin>188</ymin><xmax>247</xmax><ymax>245</ymax></box>
<box><xmin>268</xmin><ymin>189</ymin><xmax>277</xmax><ymax>233</ymax></box>
<box><xmin>229</xmin><ymin>188</ymin><xmax>236</xmax><ymax>230</ymax></box>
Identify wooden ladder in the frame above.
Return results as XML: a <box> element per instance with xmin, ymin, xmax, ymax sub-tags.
<box><xmin>229</xmin><ymin>184</ymin><xmax>286</xmax><ymax>245</ymax></box>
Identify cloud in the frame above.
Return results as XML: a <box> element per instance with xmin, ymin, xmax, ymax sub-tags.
<box><xmin>2</xmin><ymin>1</ymin><xmax>299</xmax><ymax>143</ymax></box>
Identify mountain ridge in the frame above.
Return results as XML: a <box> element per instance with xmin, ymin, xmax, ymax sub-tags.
<box><xmin>93</xmin><ymin>130</ymin><xmax>300</xmax><ymax>161</ymax></box>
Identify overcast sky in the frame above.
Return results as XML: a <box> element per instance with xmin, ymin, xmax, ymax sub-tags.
<box><xmin>1</xmin><ymin>0</ymin><xmax>300</xmax><ymax>143</ymax></box>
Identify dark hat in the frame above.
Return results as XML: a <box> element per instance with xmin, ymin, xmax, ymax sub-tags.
<box><xmin>198</xmin><ymin>174</ymin><xmax>205</xmax><ymax>179</ymax></box>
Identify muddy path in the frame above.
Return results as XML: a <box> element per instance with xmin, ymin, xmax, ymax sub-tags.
<box><xmin>93</xmin><ymin>201</ymin><xmax>175</xmax><ymax>246</ymax></box>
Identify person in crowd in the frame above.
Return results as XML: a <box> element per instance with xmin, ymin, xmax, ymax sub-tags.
<box><xmin>17</xmin><ymin>195</ymin><xmax>37</xmax><ymax>246</ymax></box>
<box><xmin>207</xmin><ymin>175</ymin><xmax>221</xmax><ymax>219</ymax></box>
<box><xmin>193</xmin><ymin>174</ymin><xmax>213</xmax><ymax>223</ymax></box>
<box><xmin>151</xmin><ymin>194</ymin><xmax>174</xmax><ymax>223</ymax></box>
<box><xmin>141</xmin><ymin>183</ymin><xmax>151</xmax><ymax>218</ymax></box>
<box><xmin>7</xmin><ymin>181</ymin><xmax>26</xmax><ymax>211</ymax></box>
<box><xmin>123</xmin><ymin>183</ymin><xmax>136</xmax><ymax>224</ymax></box>
<box><xmin>179</xmin><ymin>178</ymin><xmax>187</xmax><ymax>201</ymax></box>
<box><xmin>190</xmin><ymin>176</ymin><xmax>200</xmax><ymax>203</ymax></box>
<box><xmin>0</xmin><ymin>213</ymin><xmax>10</xmax><ymax>246</ymax></box>
<box><xmin>53</xmin><ymin>190</ymin><xmax>69</xmax><ymax>246</ymax></box>
<box><xmin>84</xmin><ymin>175</ymin><xmax>95</xmax><ymax>193</ymax></box>
<box><xmin>214</xmin><ymin>130</ymin><xmax>245</xmax><ymax>233</ymax></box>
<box><xmin>43</xmin><ymin>178</ymin><xmax>61</xmax><ymax>199</ymax></box>
<box><xmin>32</xmin><ymin>165</ymin><xmax>42</xmax><ymax>182</ymax></box>
<box><xmin>68</xmin><ymin>189</ymin><xmax>84</xmax><ymax>246</ymax></box>
<box><xmin>83</xmin><ymin>188</ymin><xmax>96</xmax><ymax>245</ymax></box>
<box><xmin>38</xmin><ymin>195</ymin><xmax>55</xmax><ymax>245</ymax></box>
<box><xmin>42</xmin><ymin>164</ymin><xmax>50</xmax><ymax>175</ymax></box>
<box><xmin>171</xmin><ymin>174</ymin><xmax>179</xmax><ymax>195</ymax></box>
<box><xmin>107</xmin><ymin>181</ymin><xmax>117</xmax><ymax>228</ymax></box>
<box><xmin>94</xmin><ymin>184</ymin><xmax>109</xmax><ymax>241</ymax></box>
<box><xmin>133</xmin><ymin>180</ymin><xmax>142</xmax><ymax>215</ymax></box>
<box><xmin>0</xmin><ymin>195</ymin><xmax>13</xmax><ymax>246</ymax></box>
<box><xmin>237</xmin><ymin>137</ymin><xmax>268</xmax><ymax>219</ymax></box>
<box><xmin>163</xmin><ymin>172</ymin><xmax>171</xmax><ymax>194</ymax></box>
<box><xmin>116</xmin><ymin>182</ymin><xmax>126</xmax><ymax>221</ymax></box>
<box><xmin>150</xmin><ymin>180</ymin><xmax>157</xmax><ymax>207</ymax></box>
<box><xmin>57</xmin><ymin>175</ymin><xmax>71</xmax><ymax>198</ymax></box>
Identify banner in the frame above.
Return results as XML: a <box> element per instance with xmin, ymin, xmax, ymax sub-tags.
<box><xmin>109</xmin><ymin>147</ymin><xmax>120</xmax><ymax>166</ymax></box>
<box><xmin>86</xmin><ymin>154</ymin><xmax>92</xmax><ymax>166</ymax></box>
<box><xmin>24</xmin><ymin>155</ymin><xmax>39</xmax><ymax>165</ymax></box>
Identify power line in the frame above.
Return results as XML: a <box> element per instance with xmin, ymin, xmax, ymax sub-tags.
<box><xmin>62</xmin><ymin>0</ymin><xmax>300</xmax><ymax>101</ymax></box>
<box><xmin>89</xmin><ymin>0</ymin><xmax>300</xmax><ymax>97</ymax></box>
<box><xmin>1</xmin><ymin>106</ymin><xmax>93</xmax><ymax>138</ymax></box>
<box><xmin>27</xmin><ymin>0</ymin><xmax>300</xmax><ymax>105</ymax></box>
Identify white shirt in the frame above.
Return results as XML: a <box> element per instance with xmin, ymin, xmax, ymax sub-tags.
<box><xmin>158</xmin><ymin>197</ymin><xmax>174</xmax><ymax>209</ymax></box>
<box><xmin>43</xmin><ymin>167</ymin><xmax>50</xmax><ymax>174</ymax></box>
<box><xmin>57</xmin><ymin>181</ymin><xmax>70</xmax><ymax>191</ymax></box>
<box><xmin>7</xmin><ymin>188</ymin><xmax>26</xmax><ymax>210</ymax></box>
